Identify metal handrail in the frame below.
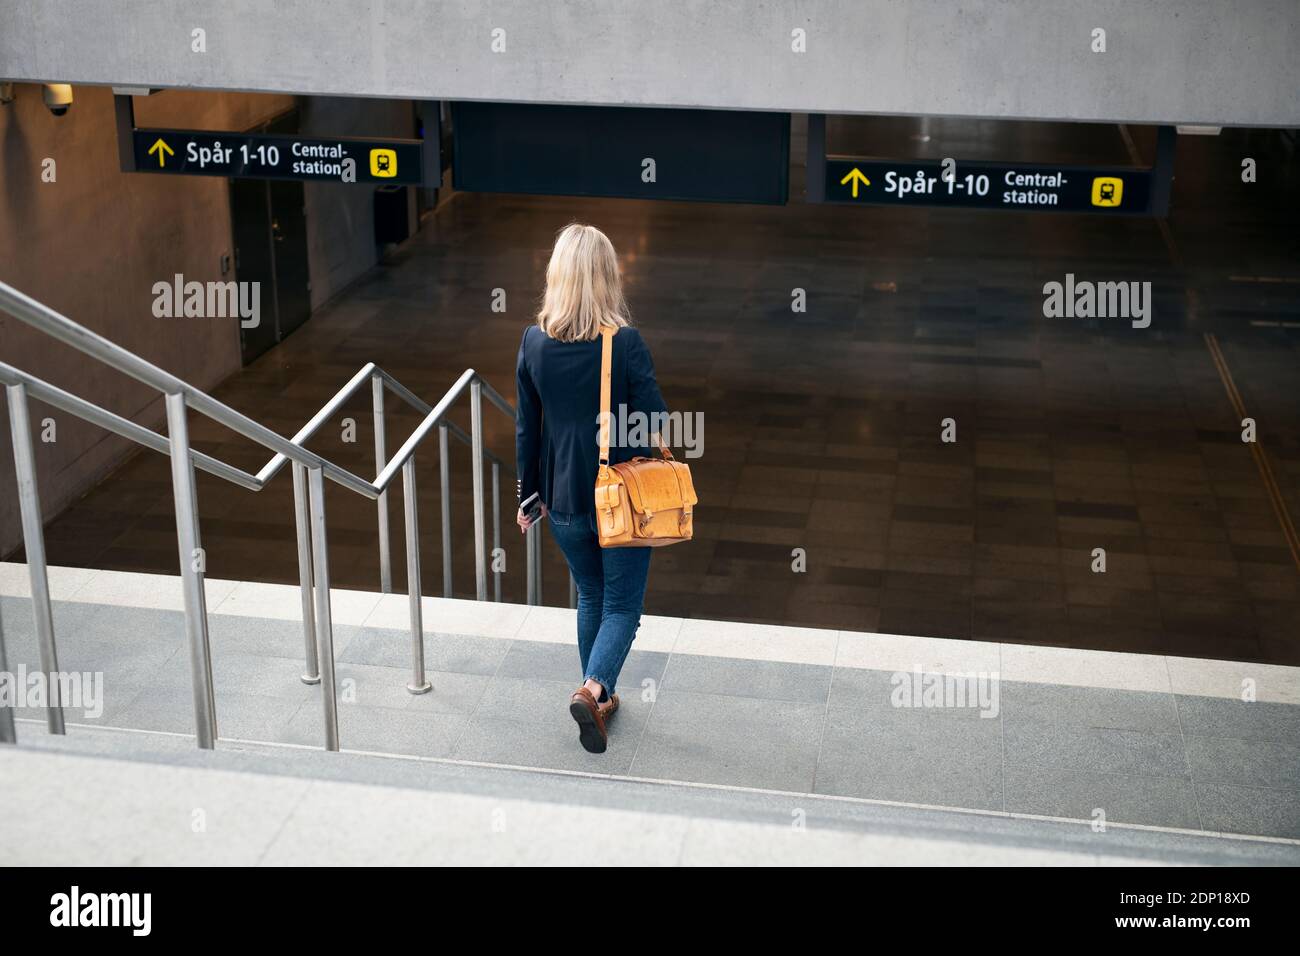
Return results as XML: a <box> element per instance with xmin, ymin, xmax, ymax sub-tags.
<box><xmin>0</xmin><ymin>356</ymin><xmax>518</xmax><ymax>697</ymax></box>
<box><xmin>0</xmin><ymin>279</ymin><xmax>534</xmax><ymax>753</ymax></box>
<box><xmin>0</xmin><ymin>362</ymin><xmax>262</xmax><ymax>491</ymax></box>
<box><xmin>0</xmin><ymin>282</ymin><xmax>375</xmax><ymax>495</ymax></box>
<box><xmin>1</xmin><ymin>283</ymin><xmax>511</xmax><ymax>501</ymax></box>
<box><xmin>0</xmin><ymin>359</ymin><xmax>508</xmax><ymax>496</ymax></box>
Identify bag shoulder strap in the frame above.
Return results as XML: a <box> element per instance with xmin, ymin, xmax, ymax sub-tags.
<box><xmin>598</xmin><ymin>327</ymin><xmax>614</xmax><ymax>473</ymax></box>
<box><xmin>597</xmin><ymin>326</ymin><xmax>672</xmax><ymax>471</ymax></box>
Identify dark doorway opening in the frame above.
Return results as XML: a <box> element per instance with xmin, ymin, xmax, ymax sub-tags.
<box><xmin>229</xmin><ymin>110</ymin><xmax>311</xmax><ymax>365</ymax></box>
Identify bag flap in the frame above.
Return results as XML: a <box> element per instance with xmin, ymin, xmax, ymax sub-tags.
<box><xmin>612</xmin><ymin>459</ymin><xmax>695</xmax><ymax>514</ymax></box>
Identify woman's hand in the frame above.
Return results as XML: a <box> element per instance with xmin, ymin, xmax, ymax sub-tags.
<box><xmin>517</xmin><ymin>502</ymin><xmax>547</xmax><ymax>534</ymax></box>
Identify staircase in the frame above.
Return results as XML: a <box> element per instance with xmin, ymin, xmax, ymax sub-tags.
<box><xmin>0</xmin><ymin>278</ymin><xmax>532</xmax><ymax>753</ymax></box>
<box><xmin>4</xmin><ymin>563</ymin><xmax>1300</xmax><ymax>865</ymax></box>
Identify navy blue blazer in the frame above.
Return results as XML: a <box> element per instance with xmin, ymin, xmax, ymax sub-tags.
<box><xmin>516</xmin><ymin>324</ymin><xmax>668</xmax><ymax>515</ymax></box>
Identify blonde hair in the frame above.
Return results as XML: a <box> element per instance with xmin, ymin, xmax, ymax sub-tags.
<box><xmin>536</xmin><ymin>224</ymin><xmax>630</xmax><ymax>342</ymax></box>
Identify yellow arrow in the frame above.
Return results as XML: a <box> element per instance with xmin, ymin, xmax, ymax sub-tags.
<box><xmin>839</xmin><ymin>167</ymin><xmax>871</xmax><ymax>198</ymax></box>
<box><xmin>147</xmin><ymin>138</ymin><xmax>175</xmax><ymax>168</ymax></box>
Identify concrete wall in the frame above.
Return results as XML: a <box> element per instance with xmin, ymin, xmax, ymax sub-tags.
<box><xmin>0</xmin><ymin>86</ymin><xmax>293</xmax><ymax>557</ymax></box>
<box><xmin>0</xmin><ymin>86</ymin><xmax>420</xmax><ymax>557</ymax></box>
<box><xmin>1</xmin><ymin>1</ymin><xmax>1297</xmax><ymax>127</ymax></box>
<box><xmin>298</xmin><ymin>96</ymin><xmax>418</xmax><ymax>309</ymax></box>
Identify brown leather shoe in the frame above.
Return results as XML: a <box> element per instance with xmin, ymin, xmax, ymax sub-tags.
<box><xmin>569</xmin><ymin>687</ymin><xmax>608</xmax><ymax>754</ymax></box>
<box><xmin>599</xmin><ymin>693</ymin><xmax>619</xmax><ymax>719</ymax></box>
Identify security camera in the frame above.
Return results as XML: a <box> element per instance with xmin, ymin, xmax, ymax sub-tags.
<box><xmin>42</xmin><ymin>83</ymin><xmax>73</xmax><ymax>116</ymax></box>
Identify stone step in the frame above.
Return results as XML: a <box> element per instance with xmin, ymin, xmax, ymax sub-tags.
<box><xmin>11</xmin><ymin>723</ymin><xmax>1299</xmax><ymax>866</ymax></box>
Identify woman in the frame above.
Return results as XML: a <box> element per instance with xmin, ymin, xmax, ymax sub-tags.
<box><xmin>515</xmin><ymin>223</ymin><xmax>668</xmax><ymax>754</ymax></box>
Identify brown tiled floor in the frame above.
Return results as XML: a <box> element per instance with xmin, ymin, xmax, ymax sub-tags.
<box><xmin>19</xmin><ymin>117</ymin><xmax>1300</xmax><ymax>664</ymax></box>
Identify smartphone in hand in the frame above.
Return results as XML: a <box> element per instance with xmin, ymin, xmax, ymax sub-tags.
<box><xmin>520</xmin><ymin>492</ymin><xmax>543</xmax><ymax>524</ymax></box>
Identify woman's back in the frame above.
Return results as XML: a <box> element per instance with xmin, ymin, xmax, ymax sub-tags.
<box><xmin>515</xmin><ymin>323</ymin><xmax>666</xmax><ymax>515</ymax></box>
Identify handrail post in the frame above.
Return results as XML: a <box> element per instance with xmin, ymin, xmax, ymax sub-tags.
<box><xmin>439</xmin><ymin>423</ymin><xmax>452</xmax><ymax>598</ymax></box>
<box><xmin>307</xmin><ymin>465</ymin><xmax>340</xmax><ymax>751</ymax></box>
<box><xmin>491</xmin><ymin>461</ymin><xmax>501</xmax><ymax>602</ymax></box>
<box><xmin>0</xmin><ymin>598</ymin><xmax>16</xmax><ymax>744</ymax></box>
<box><xmin>525</xmin><ymin>526</ymin><xmax>535</xmax><ymax>606</ymax></box>
<box><xmin>470</xmin><ymin>380</ymin><xmax>487</xmax><ymax>601</ymax></box>
<box><xmin>372</xmin><ymin>374</ymin><xmax>393</xmax><ymax>593</ymax></box>
<box><xmin>164</xmin><ymin>392</ymin><xmax>216</xmax><ymax>749</ymax></box>
<box><xmin>526</xmin><ymin>522</ymin><xmax>538</xmax><ymax>606</ymax></box>
<box><xmin>534</xmin><ymin>517</ymin><xmax>544</xmax><ymax>603</ymax></box>
<box><xmin>291</xmin><ymin>463</ymin><xmax>320</xmax><ymax>685</ymax></box>
<box><xmin>6</xmin><ymin>383</ymin><xmax>65</xmax><ymax>735</ymax></box>
<box><xmin>402</xmin><ymin>457</ymin><xmax>432</xmax><ymax>694</ymax></box>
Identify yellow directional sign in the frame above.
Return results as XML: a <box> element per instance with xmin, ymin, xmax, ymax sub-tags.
<box><xmin>131</xmin><ymin>129</ymin><xmax>425</xmax><ymax>184</ymax></box>
<box><xmin>839</xmin><ymin>167</ymin><xmax>871</xmax><ymax>198</ymax></box>
<box><xmin>825</xmin><ymin>157</ymin><xmax>1155</xmax><ymax>213</ymax></box>
<box><xmin>147</xmin><ymin>138</ymin><xmax>174</xmax><ymax>168</ymax></box>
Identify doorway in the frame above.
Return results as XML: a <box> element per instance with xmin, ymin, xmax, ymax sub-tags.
<box><xmin>229</xmin><ymin>110</ymin><xmax>311</xmax><ymax>364</ymax></box>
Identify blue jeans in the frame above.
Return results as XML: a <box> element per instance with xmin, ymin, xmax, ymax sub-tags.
<box><xmin>545</xmin><ymin>510</ymin><xmax>652</xmax><ymax>699</ymax></box>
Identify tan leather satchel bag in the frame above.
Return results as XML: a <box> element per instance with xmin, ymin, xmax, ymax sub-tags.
<box><xmin>594</xmin><ymin>327</ymin><xmax>697</xmax><ymax>548</ymax></box>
